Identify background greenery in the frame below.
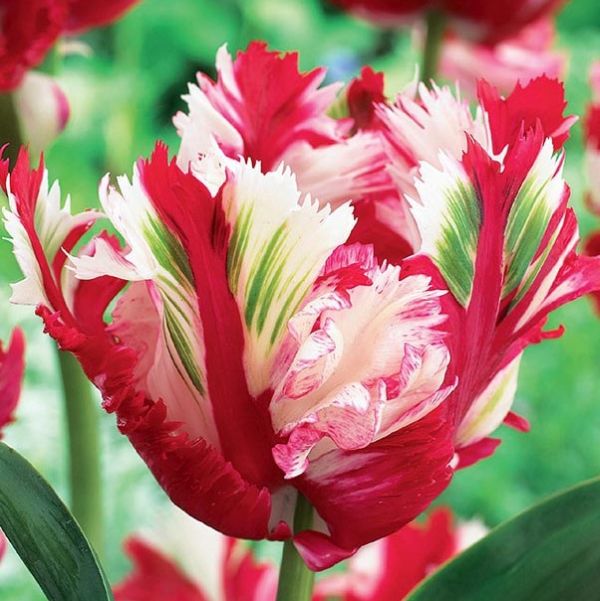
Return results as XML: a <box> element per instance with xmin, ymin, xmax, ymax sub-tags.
<box><xmin>1</xmin><ymin>0</ymin><xmax>600</xmax><ymax>597</ymax></box>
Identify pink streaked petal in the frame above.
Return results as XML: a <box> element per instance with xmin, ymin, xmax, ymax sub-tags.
<box><xmin>280</xmin><ymin>317</ymin><xmax>340</xmax><ymax>400</ymax></box>
<box><xmin>296</xmin><ymin>407</ymin><xmax>454</xmax><ymax>556</ymax></box>
<box><xmin>282</xmin><ymin>132</ymin><xmax>393</xmax><ymax>209</ymax></box>
<box><xmin>0</xmin><ymin>329</ymin><xmax>25</xmax><ymax>434</ymax></box>
<box><xmin>273</xmin><ymin>381</ymin><xmax>379</xmax><ymax>479</ymax></box>
<box><xmin>271</xmin><ymin>265</ymin><xmax>451</xmax><ymax>453</ymax></box>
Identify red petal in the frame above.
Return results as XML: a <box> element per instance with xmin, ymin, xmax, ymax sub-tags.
<box><xmin>503</xmin><ymin>411</ymin><xmax>530</xmax><ymax>432</ymax></box>
<box><xmin>223</xmin><ymin>539</ymin><xmax>278</xmax><ymax>601</ymax></box>
<box><xmin>138</xmin><ymin>143</ymin><xmax>282</xmax><ymax>489</ymax></box>
<box><xmin>347</xmin><ymin>66</ymin><xmax>386</xmax><ymax>132</ymax></box>
<box><xmin>456</xmin><ymin>437</ymin><xmax>501</xmax><ymax>469</ymax></box>
<box><xmin>37</xmin><ymin>301</ymin><xmax>277</xmax><ymax>541</ymax></box>
<box><xmin>113</xmin><ymin>537</ymin><xmax>208</xmax><ymax>601</ymax></box>
<box><xmin>66</xmin><ymin>0</ymin><xmax>140</xmax><ymax>33</ymax></box>
<box><xmin>348</xmin><ymin>200</ymin><xmax>415</xmax><ymax>264</ymax></box>
<box><xmin>479</xmin><ymin>76</ymin><xmax>575</xmax><ymax>153</ymax></box>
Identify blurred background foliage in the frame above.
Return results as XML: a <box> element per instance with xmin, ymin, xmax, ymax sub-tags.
<box><xmin>2</xmin><ymin>0</ymin><xmax>600</xmax><ymax>597</ymax></box>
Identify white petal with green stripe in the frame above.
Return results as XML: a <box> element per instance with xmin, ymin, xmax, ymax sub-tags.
<box><xmin>503</xmin><ymin>140</ymin><xmax>565</xmax><ymax>305</ymax></box>
<box><xmin>409</xmin><ymin>153</ymin><xmax>481</xmax><ymax>307</ymax></box>
<box><xmin>3</xmin><ymin>169</ymin><xmax>98</xmax><ymax>307</ymax></box>
<box><xmin>92</xmin><ymin>168</ymin><xmax>208</xmax><ymax>406</ymax></box>
<box><xmin>222</xmin><ymin>161</ymin><xmax>356</xmax><ymax>396</ymax></box>
<box><xmin>456</xmin><ymin>354</ymin><xmax>521</xmax><ymax>446</ymax></box>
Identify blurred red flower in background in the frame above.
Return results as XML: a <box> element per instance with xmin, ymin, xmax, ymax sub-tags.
<box><xmin>0</xmin><ymin>0</ymin><xmax>140</xmax><ymax>91</ymax></box>
<box><xmin>114</xmin><ymin>506</ymin><xmax>483</xmax><ymax>601</ymax></box>
<box><xmin>581</xmin><ymin>62</ymin><xmax>600</xmax><ymax>314</ymax></box>
<box><xmin>330</xmin><ymin>0</ymin><xmax>566</xmax><ymax>44</ymax></box>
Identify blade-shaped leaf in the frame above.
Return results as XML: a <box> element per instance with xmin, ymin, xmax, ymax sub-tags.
<box><xmin>0</xmin><ymin>442</ymin><xmax>113</xmax><ymax>601</ymax></box>
<box><xmin>408</xmin><ymin>476</ymin><xmax>600</xmax><ymax>601</ymax></box>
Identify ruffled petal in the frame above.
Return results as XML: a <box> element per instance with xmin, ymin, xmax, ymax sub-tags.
<box><xmin>293</xmin><ymin>407</ymin><xmax>454</xmax><ymax>569</ymax></box>
<box><xmin>175</xmin><ymin>42</ymin><xmax>340</xmax><ymax>173</ymax></box>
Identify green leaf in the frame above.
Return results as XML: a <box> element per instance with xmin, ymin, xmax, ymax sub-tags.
<box><xmin>407</xmin><ymin>476</ymin><xmax>600</xmax><ymax>601</ymax></box>
<box><xmin>0</xmin><ymin>442</ymin><xmax>113</xmax><ymax>601</ymax></box>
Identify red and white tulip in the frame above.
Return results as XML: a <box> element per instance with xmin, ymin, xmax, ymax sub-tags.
<box><xmin>2</xmin><ymin>133</ymin><xmax>454</xmax><ymax>569</ymax></box>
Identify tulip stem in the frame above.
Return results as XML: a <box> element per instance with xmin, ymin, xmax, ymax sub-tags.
<box><xmin>276</xmin><ymin>493</ymin><xmax>315</xmax><ymax>601</ymax></box>
<box><xmin>58</xmin><ymin>352</ymin><xmax>104</xmax><ymax>559</ymax></box>
<box><xmin>421</xmin><ymin>11</ymin><xmax>446</xmax><ymax>87</ymax></box>
<box><xmin>0</xmin><ymin>93</ymin><xmax>23</xmax><ymax>165</ymax></box>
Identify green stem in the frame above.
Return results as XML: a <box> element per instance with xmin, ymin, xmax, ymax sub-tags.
<box><xmin>0</xmin><ymin>78</ymin><xmax>105</xmax><ymax>559</ymax></box>
<box><xmin>276</xmin><ymin>494</ymin><xmax>315</xmax><ymax>601</ymax></box>
<box><xmin>58</xmin><ymin>352</ymin><xmax>104</xmax><ymax>558</ymax></box>
<box><xmin>0</xmin><ymin>93</ymin><xmax>23</xmax><ymax>165</ymax></box>
<box><xmin>420</xmin><ymin>11</ymin><xmax>446</xmax><ymax>87</ymax></box>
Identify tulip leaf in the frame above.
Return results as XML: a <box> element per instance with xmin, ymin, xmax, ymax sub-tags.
<box><xmin>0</xmin><ymin>442</ymin><xmax>113</xmax><ymax>601</ymax></box>
<box><xmin>408</xmin><ymin>476</ymin><xmax>600</xmax><ymax>601</ymax></box>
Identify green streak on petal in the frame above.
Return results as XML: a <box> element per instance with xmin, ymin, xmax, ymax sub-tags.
<box><xmin>227</xmin><ymin>204</ymin><xmax>254</xmax><ymax>294</ymax></box>
<box><xmin>244</xmin><ymin>223</ymin><xmax>287</xmax><ymax>330</ymax></box>
<box><xmin>270</xmin><ymin>272</ymin><xmax>312</xmax><ymax>347</ymax></box>
<box><xmin>508</xmin><ymin>226</ymin><xmax>559</xmax><ymax>311</ymax></box>
<box><xmin>164</xmin><ymin>301</ymin><xmax>205</xmax><ymax>395</ymax></box>
<box><xmin>434</xmin><ymin>180</ymin><xmax>480</xmax><ymax>307</ymax></box>
<box><xmin>503</xmin><ymin>176</ymin><xmax>553</xmax><ymax>297</ymax></box>
<box><xmin>143</xmin><ymin>215</ymin><xmax>205</xmax><ymax>396</ymax></box>
<box><xmin>145</xmin><ymin>216</ymin><xmax>193</xmax><ymax>283</ymax></box>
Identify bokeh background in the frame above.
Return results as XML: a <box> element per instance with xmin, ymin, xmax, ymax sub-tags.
<box><xmin>1</xmin><ymin>0</ymin><xmax>600</xmax><ymax>597</ymax></box>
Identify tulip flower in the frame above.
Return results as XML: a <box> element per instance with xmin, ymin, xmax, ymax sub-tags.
<box><xmin>0</xmin><ymin>1</ymin><xmax>65</xmax><ymax>91</ymax></box>
<box><xmin>2</xmin><ymin>134</ymin><xmax>455</xmax><ymax>569</ymax></box>
<box><xmin>175</xmin><ymin>42</ymin><xmax>391</xmax><ymax>210</ymax></box>
<box><xmin>329</xmin><ymin>0</ymin><xmax>566</xmax><ymax>45</ymax></box>
<box><xmin>12</xmin><ymin>72</ymin><xmax>70</xmax><ymax>156</ymax></box>
<box><xmin>175</xmin><ymin>43</ymin><xmax>414</xmax><ymax>264</ymax></box>
<box><xmin>440</xmin><ymin>19</ymin><xmax>565</xmax><ymax>99</ymax></box>
<box><xmin>175</xmin><ymin>43</ymin><xmax>600</xmax><ymax>469</ymax></box>
<box><xmin>0</xmin><ymin>0</ymin><xmax>141</xmax><ymax>92</ymax></box>
<box><xmin>581</xmin><ymin>63</ymin><xmax>600</xmax><ymax>314</ymax></box>
<box><xmin>0</xmin><ymin>328</ymin><xmax>26</xmax><ymax>565</ymax></box>
<box><xmin>373</xmin><ymin>75</ymin><xmax>600</xmax><ymax>464</ymax></box>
